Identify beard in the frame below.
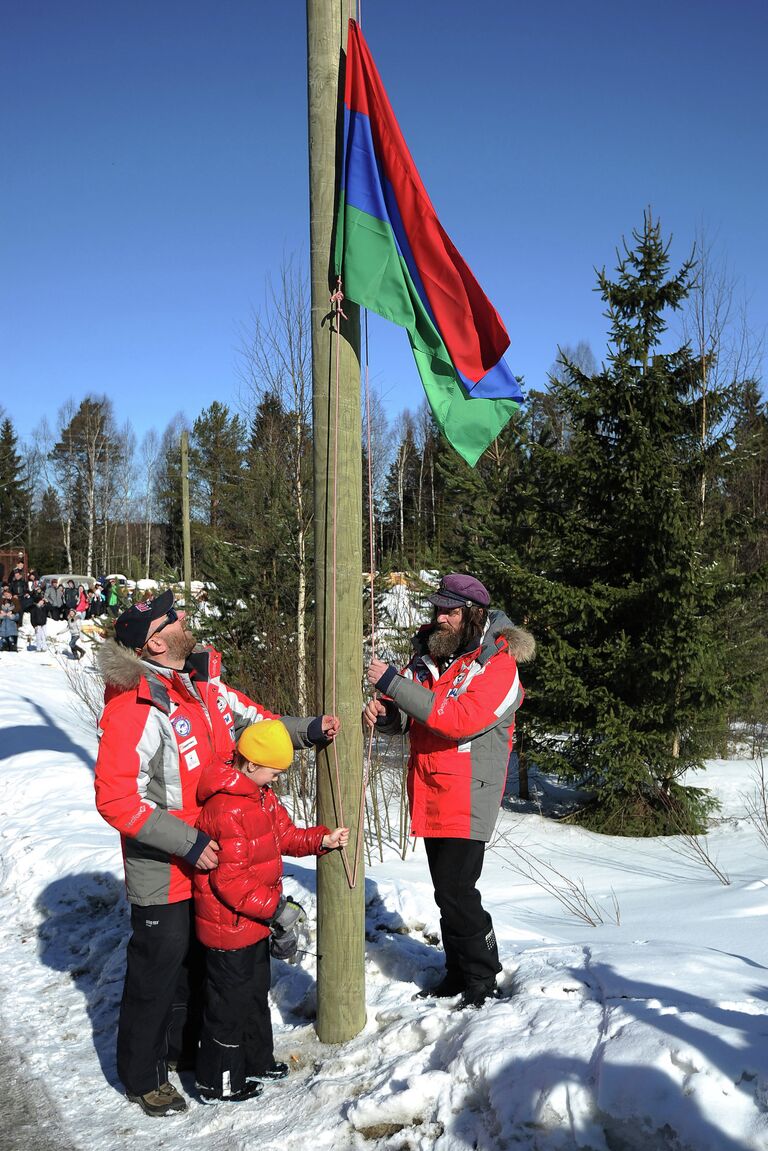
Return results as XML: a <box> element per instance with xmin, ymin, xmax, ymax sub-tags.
<box><xmin>427</xmin><ymin>623</ymin><xmax>461</xmax><ymax>660</ymax></box>
<box><xmin>163</xmin><ymin>625</ymin><xmax>197</xmax><ymax>664</ymax></box>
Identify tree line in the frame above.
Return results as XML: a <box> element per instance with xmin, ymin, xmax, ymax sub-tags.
<box><xmin>1</xmin><ymin>216</ymin><xmax>766</xmax><ymax>834</ymax></box>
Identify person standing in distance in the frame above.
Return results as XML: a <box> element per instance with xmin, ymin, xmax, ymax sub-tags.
<box><xmin>94</xmin><ymin>591</ymin><xmax>339</xmax><ymax>1116</ymax></box>
<box><xmin>365</xmin><ymin>573</ymin><xmax>534</xmax><ymax>1009</ymax></box>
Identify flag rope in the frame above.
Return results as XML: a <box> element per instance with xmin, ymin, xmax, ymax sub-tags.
<box><xmin>325</xmin><ymin>280</ymin><xmax>377</xmax><ymax>890</ymax></box>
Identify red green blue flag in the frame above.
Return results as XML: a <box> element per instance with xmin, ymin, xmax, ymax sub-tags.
<box><xmin>335</xmin><ymin>19</ymin><xmax>523</xmax><ymax>468</ymax></box>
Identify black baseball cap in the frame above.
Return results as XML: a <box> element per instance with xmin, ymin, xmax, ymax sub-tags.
<box><xmin>114</xmin><ymin>590</ymin><xmax>174</xmax><ymax>650</ymax></box>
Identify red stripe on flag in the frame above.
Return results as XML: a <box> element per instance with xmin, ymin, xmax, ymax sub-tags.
<box><xmin>343</xmin><ymin>19</ymin><xmax>510</xmax><ymax>383</ymax></box>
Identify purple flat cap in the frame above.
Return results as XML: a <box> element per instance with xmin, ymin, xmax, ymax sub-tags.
<box><xmin>428</xmin><ymin>573</ymin><xmax>490</xmax><ymax>609</ymax></box>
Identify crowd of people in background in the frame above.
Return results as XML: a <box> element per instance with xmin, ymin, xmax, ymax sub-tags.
<box><xmin>0</xmin><ymin>559</ymin><xmax>129</xmax><ymax>654</ymax></box>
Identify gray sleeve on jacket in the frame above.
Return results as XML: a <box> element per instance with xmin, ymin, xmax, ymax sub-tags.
<box><xmin>280</xmin><ymin>715</ymin><xmax>318</xmax><ymax>749</ymax></box>
<box><xmin>385</xmin><ymin>674</ymin><xmax>435</xmax><ymax>724</ymax></box>
<box><xmin>134</xmin><ymin>807</ymin><xmax>201</xmax><ymax>858</ymax></box>
<box><xmin>217</xmin><ymin>685</ymin><xmax>314</xmax><ymax>748</ymax></box>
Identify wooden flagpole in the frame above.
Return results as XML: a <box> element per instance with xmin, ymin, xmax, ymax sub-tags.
<box><xmin>306</xmin><ymin>0</ymin><xmax>366</xmax><ymax>1042</ymax></box>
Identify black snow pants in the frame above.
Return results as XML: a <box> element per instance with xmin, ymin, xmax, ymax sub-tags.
<box><xmin>116</xmin><ymin>900</ymin><xmax>204</xmax><ymax>1096</ymax></box>
<box><xmin>424</xmin><ymin>837</ymin><xmax>502</xmax><ymax>991</ymax></box>
<box><xmin>195</xmin><ymin>938</ymin><xmax>274</xmax><ymax>1098</ymax></box>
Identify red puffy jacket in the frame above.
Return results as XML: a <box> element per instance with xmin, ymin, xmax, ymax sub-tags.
<box><xmin>193</xmin><ymin>760</ymin><xmax>329</xmax><ymax>950</ymax></box>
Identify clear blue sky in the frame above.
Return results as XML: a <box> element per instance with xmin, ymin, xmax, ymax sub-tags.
<box><xmin>2</xmin><ymin>1</ymin><xmax>766</xmax><ymax>447</ymax></box>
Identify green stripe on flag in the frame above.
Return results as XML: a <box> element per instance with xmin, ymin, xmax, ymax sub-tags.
<box><xmin>337</xmin><ymin>199</ymin><xmax>519</xmax><ymax>467</ymax></box>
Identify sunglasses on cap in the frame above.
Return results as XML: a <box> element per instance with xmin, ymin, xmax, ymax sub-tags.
<box><xmin>141</xmin><ymin>607</ymin><xmax>178</xmax><ymax>648</ymax></box>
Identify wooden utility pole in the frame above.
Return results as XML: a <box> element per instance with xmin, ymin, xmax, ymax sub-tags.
<box><xmin>180</xmin><ymin>430</ymin><xmax>192</xmax><ymax>607</ymax></box>
<box><xmin>307</xmin><ymin>0</ymin><xmax>365</xmax><ymax>1042</ymax></box>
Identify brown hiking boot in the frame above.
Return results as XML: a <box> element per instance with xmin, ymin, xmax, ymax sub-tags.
<box><xmin>127</xmin><ymin>1082</ymin><xmax>187</xmax><ymax>1117</ymax></box>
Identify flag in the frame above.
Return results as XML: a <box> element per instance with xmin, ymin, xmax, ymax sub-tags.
<box><xmin>335</xmin><ymin>18</ymin><xmax>523</xmax><ymax>468</ymax></box>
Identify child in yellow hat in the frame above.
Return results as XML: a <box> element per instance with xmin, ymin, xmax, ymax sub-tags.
<box><xmin>193</xmin><ymin>719</ymin><xmax>348</xmax><ymax>1102</ymax></box>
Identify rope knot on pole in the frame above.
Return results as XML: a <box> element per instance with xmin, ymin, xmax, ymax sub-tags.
<box><xmin>330</xmin><ymin>277</ymin><xmax>348</xmax><ymax>323</ymax></box>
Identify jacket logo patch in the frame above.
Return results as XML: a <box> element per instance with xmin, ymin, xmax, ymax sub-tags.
<box><xmin>179</xmin><ymin>736</ymin><xmax>198</xmax><ymax>753</ymax></box>
<box><xmin>184</xmin><ymin>750</ymin><xmax>200</xmax><ymax>770</ymax></box>
<box><xmin>216</xmin><ymin>696</ymin><xmax>227</xmax><ymax>712</ymax></box>
<box><xmin>171</xmin><ymin>716</ymin><xmax>192</xmax><ymax>737</ymax></box>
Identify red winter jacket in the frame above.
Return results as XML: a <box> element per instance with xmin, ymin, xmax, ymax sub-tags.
<box><xmin>375</xmin><ymin>611</ymin><xmax>536</xmax><ymax>841</ymax></box>
<box><xmin>194</xmin><ymin>759</ymin><xmax>329</xmax><ymax>950</ymax></box>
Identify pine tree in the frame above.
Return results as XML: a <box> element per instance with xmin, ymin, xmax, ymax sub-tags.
<box><xmin>189</xmin><ymin>401</ymin><xmax>247</xmax><ymax>536</ymax></box>
<box><xmin>31</xmin><ymin>486</ymin><xmax>67</xmax><ymax>574</ymax></box>
<box><xmin>380</xmin><ymin>413</ymin><xmax>420</xmax><ymax>566</ymax></box>
<box><xmin>713</xmin><ymin>379</ymin><xmax>768</xmax><ymax>730</ymax></box>
<box><xmin>432</xmin><ymin>409</ymin><xmax>522</xmax><ymax>573</ymax></box>
<box><xmin>154</xmin><ymin>416</ymin><xmax>188</xmax><ymax>575</ymax></box>
<box><xmin>0</xmin><ymin>414</ymin><xmax>29</xmax><ymax>551</ymax></box>
<box><xmin>197</xmin><ymin>392</ymin><xmax>314</xmax><ymax>716</ymax></box>
<box><xmin>492</xmin><ymin>213</ymin><xmax>735</xmax><ymax>835</ymax></box>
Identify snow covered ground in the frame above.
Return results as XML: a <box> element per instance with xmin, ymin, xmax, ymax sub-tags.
<box><xmin>2</xmin><ymin>638</ymin><xmax>768</xmax><ymax>1150</ymax></box>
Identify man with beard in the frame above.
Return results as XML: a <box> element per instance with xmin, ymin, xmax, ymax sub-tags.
<box><xmin>94</xmin><ymin>591</ymin><xmax>339</xmax><ymax>1116</ymax></box>
<box><xmin>364</xmin><ymin>573</ymin><xmax>535</xmax><ymax>1009</ymax></box>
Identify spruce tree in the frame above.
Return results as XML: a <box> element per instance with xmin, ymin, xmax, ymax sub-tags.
<box><xmin>492</xmin><ymin>213</ymin><xmax>733</xmax><ymax>834</ymax></box>
<box><xmin>154</xmin><ymin>417</ymin><xmax>188</xmax><ymax>574</ymax></box>
<box><xmin>714</xmin><ymin>379</ymin><xmax>768</xmax><ymax>730</ymax></box>
<box><xmin>31</xmin><ymin>486</ymin><xmax>67</xmax><ymax>573</ymax></box>
<box><xmin>0</xmin><ymin>414</ymin><xmax>29</xmax><ymax>551</ymax></box>
<box><xmin>196</xmin><ymin>392</ymin><xmax>314</xmax><ymax>715</ymax></box>
<box><xmin>189</xmin><ymin>401</ymin><xmax>247</xmax><ymax>537</ymax></box>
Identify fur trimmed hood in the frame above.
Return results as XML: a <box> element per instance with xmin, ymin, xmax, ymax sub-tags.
<box><xmin>495</xmin><ymin>622</ymin><xmax>536</xmax><ymax>664</ymax></box>
<box><xmin>486</xmin><ymin>610</ymin><xmax>536</xmax><ymax>664</ymax></box>
<box><xmin>96</xmin><ymin>638</ymin><xmax>169</xmax><ymax>692</ymax></box>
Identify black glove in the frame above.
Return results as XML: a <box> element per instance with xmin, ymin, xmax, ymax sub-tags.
<box><xmin>269</xmin><ymin>896</ymin><xmax>307</xmax><ymax>961</ymax></box>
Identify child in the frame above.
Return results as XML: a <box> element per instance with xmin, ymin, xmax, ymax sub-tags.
<box><xmin>193</xmin><ymin>719</ymin><xmax>349</xmax><ymax>1103</ymax></box>
<box><xmin>67</xmin><ymin>609</ymin><xmax>86</xmax><ymax>660</ymax></box>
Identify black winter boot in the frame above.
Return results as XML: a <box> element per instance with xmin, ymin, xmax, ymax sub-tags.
<box><xmin>414</xmin><ymin>916</ymin><xmax>466</xmax><ymax>999</ymax></box>
<box><xmin>444</xmin><ymin>924</ymin><xmax>502</xmax><ymax>994</ymax></box>
<box><xmin>455</xmin><ymin>980</ymin><xmax>502</xmax><ymax>1010</ymax></box>
<box><xmin>414</xmin><ymin>972</ymin><xmax>465</xmax><ymax>1000</ymax></box>
<box><xmin>196</xmin><ymin>1032</ymin><xmax>252</xmax><ymax>1101</ymax></box>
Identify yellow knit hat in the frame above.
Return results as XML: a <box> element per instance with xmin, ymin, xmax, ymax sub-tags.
<box><xmin>237</xmin><ymin>720</ymin><xmax>294</xmax><ymax>771</ymax></box>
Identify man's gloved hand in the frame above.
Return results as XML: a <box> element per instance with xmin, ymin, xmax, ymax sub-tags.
<box><xmin>269</xmin><ymin>896</ymin><xmax>307</xmax><ymax>961</ymax></box>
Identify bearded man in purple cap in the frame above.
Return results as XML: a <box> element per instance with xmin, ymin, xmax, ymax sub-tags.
<box><xmin>365</xmin><ymin>573</ymin><xmax>535</xmax><ymax>1008</ymax></box>
<box><xmin>94</xmin><ymin>591</ymin><xmax>339</xmax><ymax>1116</ymax></box>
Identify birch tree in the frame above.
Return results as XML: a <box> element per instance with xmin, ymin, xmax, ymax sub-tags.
<box><xmin>50</xmin><ymin>396</ymin><xmax>114</xmax><ymax>576</ymax></box>
<box><xmin>139</xmin><ymin>429</ymin><xmax>160</xmax><ymax>578</ymax></box>
<box><xmin>239</xmin><ymin>257</ymin><xmax>314</xmax><ymax>719</ymax></box>
<box><xmin>681</xmin><ymin>226</ymin><xmax>763</xmax><ymax>524</ymax></box>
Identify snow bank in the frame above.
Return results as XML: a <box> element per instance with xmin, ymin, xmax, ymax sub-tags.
<box><xmin>1</xmin><ymin>648</ymin><xmax>768</xmax><ymax>1149</ymax></box>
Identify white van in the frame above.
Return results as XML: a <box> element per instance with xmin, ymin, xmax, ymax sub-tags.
<box><xmin>41</xmin><ymin>574</ymin><xmax>98</xmax><ymax>590</ymax></box>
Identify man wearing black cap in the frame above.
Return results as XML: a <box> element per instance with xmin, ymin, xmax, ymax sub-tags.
<box><xmin>94</xmin><ymin>591</ymin><xmax>339</xmax><ymax>1116</ymax></box>
<box><xmin>365</xmin><ymin>573</ymin><xmax>535</xmax><ymax>1008</ymax></box>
